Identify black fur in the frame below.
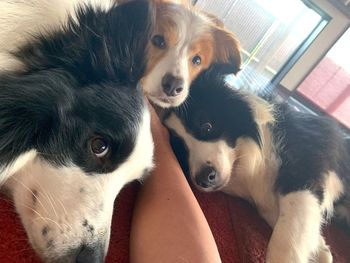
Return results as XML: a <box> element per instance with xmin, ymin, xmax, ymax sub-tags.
<box><xmin>170</xmin><ymin>66</ymin><xmax>261</xmax><ymax>148</ymax></box>
<box><xmin>273</xmin><ymin>104</ymin><xmax>350</xmax><ymax>199</ymax></box>
<box><xmin>0</xmin><ymin>0</ymin><xmax>154</xmax><ymax>175</ymax></box>
<box><xmin>167</xmin><ymin>65</ymin><xmax>350</xmax><ymax>224</ymax></box>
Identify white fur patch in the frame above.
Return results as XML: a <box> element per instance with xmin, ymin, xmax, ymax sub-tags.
<box><xmin>0</xmin><ymin>150</ymin><xmax>37</xmax><ymax>186</ymax></box>
<box><xmin>266</xmin><ymin>191</ymin><xmax>323</xmax><ymax>263</ymax></box>
<box><xmin>3</xmin><ymin>108</ymin><xmax>153</xmax><ymax>261</ymax></box>
<box><xmin>321</xmin><ymin>171</ymin><xmax>344</xmax><ymax>219</ymax></box>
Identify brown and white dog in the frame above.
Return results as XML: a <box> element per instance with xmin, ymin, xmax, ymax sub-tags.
<box><xmin>143</xmin><ymin>0</ymin><xmax>241</xmax><ymax>108</ymax></box>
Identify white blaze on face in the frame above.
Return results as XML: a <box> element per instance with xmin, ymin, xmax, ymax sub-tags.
<box><xmin>165</xmin><ymin>113</ymin><xmax>236</xmax><ymax>188</ymax></box>
<box><xmin>143</xmin><ymin>46</ymin><xmax>190</xmax><ymax>108</ymax></box>
<box><xmin>3</xmin><ymin>108</ymin><xmax>154</xmax><ymax>261</ymax></box>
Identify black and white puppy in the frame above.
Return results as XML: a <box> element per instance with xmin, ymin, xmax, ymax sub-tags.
<box><xmin>164</xmin><ymin>66</ymin><xmax>350</xmax><ymax>263</ymax></box>
<box><xmin>0</xmin><ymin>1</ymin><xmax>154</xmax><ymax>262</ymax></box>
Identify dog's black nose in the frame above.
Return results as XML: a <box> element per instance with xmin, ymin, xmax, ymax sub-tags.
<box><xmin>162</xmin><ymin>73</ymin><xmax>184</xmax><ymax>97</ymax></box>
<box><xmin>195</xmin><ymin>166</ymin><xmax>218</xmax><ymax>188</ymax></box>
<box><xmin>76</xmin><ymin>245</ymin><xmax>104</xmax><ymax>263</ymax></box>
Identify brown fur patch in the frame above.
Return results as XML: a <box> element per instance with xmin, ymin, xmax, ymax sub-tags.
<box><xmin>213</xmin><ymin>26</ymin><xmax>241</xmax><ymax>74</ymax></box>
<box><xmin>143</xmin><ymin>0</ymin><xmax>241</xmax><ymax>93</ymax></box>
<box><xmin>144</xmin><ymin>3</ymin><xmax>179</xmax><ymax>77</ymax></box>
<box><xmin>188</xmin><ymin>36</ymin><xmax>215</xmax><ymax>82</ymax></box>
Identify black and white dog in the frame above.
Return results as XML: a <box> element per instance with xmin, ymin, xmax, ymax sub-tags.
<box><xmin>0</xmin><ymin>1</ymin><xmax>154</xmax><ymax>262</ymax></box>
<box><xmin>164</xmin><ymin>66</ymin><xmax>350</xmax><ymax>263</ymax></box>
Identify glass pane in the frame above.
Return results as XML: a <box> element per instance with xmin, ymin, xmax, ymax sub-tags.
<box><xmin>196</xmin><ymin>0</ymin><xmax>325</xmax><ymax>92</ymax></box>
<box><xmin>297</xmin><ymin>28</ymin><xmax>350</xmax><ymax>129</ymax></box>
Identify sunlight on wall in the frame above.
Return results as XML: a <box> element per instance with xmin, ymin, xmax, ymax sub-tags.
<box><xmin>328</xmin><ymin>29</ymin><xmax>350</xmax><ymax>72</ymax></box>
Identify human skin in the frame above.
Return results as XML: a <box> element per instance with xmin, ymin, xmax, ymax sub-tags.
<box><xmin>129</xmin><ymin>102</ymin><xmax>222</xmax><ymax>263</ymax></box>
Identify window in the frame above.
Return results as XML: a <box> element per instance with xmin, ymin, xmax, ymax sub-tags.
<box><xmin>195</xmin><ymin>0</ymin><xmax>328</xmax><ymax>93</ymax></box>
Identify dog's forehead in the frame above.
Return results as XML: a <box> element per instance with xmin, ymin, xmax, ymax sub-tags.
<box><xmin>182</xmin><ymin>84</ymin><xmax>230</xmax><ymax>120</ymax></box>
<box><xmin>168</xmin><ymin>71</ymin><xmax>260</xmax><ymax>146</ymax></box>
<box><xmin>73</xmin><ymin>83</ymin><xmax>144</xmax><ymax>127</ymax></box>
<box><xmin>156</xmin><ymin>3</ymin><xmax>211</xmax><ymax>46</ymax></box>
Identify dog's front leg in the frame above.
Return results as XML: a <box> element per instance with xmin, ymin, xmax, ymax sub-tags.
<box><xmin>266</xmin><ymin>190</ymin><xmax>324</xmax><ymax>263</ymax></box>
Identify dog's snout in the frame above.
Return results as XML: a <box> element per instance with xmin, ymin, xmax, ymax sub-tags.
<box><xmin>76</xmin><ymin>245</ymin><xmax>104</xmax><ymax>263</ymax></box>
<box><xmin>162</xmin><ymin>73</ymin><xmax>184</xmax><ymax>97</ymax></box>
<box><xmin>195</xmin><ymin>166</ymin><xmax>218</xmax><ymax>188</ymax></box>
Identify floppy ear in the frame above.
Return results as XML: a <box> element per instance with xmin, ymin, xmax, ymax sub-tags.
<box><xmin>86</xmin><ymin>0</ymin><xmax>155</xmax><ymax>84</ymax></box>
<box><xmin>0</xmin><ymin>73</ymin><xmax>60</xmax><ymax>180</ymax></box>
<box><xmin>203</xmin><ymin>11</ymin><xmax>225</xmax><ymax>28</ymax></box>
<box><xmin>213</xmin><ymin>27</ymin><xmax>241</xmax><ymax>75</ymax></box>
<box><xmin>16</xmin><ymin>0</ymin><xmax>154</xmax><ymax>85</ymax></box>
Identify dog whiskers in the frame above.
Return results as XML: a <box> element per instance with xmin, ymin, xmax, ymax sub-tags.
<box><xmin>57</xmin><ymin>198</ymin><xmax>68</xmax><ymax>217</ymax></box>
<box><xmin>46</xmin><ymin>192</ymin><xmax>58</xmax><ymax>218</ymax></box>
<box><xmin>11</xmin><ymin>177</ymin><xmax>49</xmax><ymax>215</ymax></box>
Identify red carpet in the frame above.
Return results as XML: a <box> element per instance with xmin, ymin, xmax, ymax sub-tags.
<box><xmin>1</xmin><ymin>183</ymin><xmax>350</xmax><ymax>263</ymax></box>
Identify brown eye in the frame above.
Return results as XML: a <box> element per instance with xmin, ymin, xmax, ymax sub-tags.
<box><xmin>192</xmin><ymin>55</ymin><xmax>201</xmax><ymax>66</ymax></box>
<box><xmin>91</xmin><ymin>137</ymin><xmax>109</xmax><ymax>158</ymax></box>
<box><xmin>151</xmin><ymin>35</ymin><xmax>166</xmax><ymax>49</ymax></box>
<box><xmin>200</xmin><ymin>122</ymin><xmax>212</xmax><ymax>135</ymax></box>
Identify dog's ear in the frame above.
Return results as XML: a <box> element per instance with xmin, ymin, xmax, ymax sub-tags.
<box><xmin>103</xmin><ymin>0</ymin><xmax>155</xmax><ymax>84</ymax></box>
<box><xmin>0</xmin><ymin>74</ymin><xmax>59</xmax><ymax>172</ymax></box>
<box><xmin>212</xmin><ymin>27</ymin><xmax>241</xmax><ymax>75</ymax></box>
<box><xmin>16</xmin><ymin>0</ymin><xmax>155</xmax><ymax>86</ymax></box>
<box><xmin>203</xmin><ymin>12</ymin><xmax>225</xmax><ymax>28</ymax></box>
<box><xmin>82</xmin><ymin>0</ymin><xmax>155</xmax><ymax>85</ymax></box>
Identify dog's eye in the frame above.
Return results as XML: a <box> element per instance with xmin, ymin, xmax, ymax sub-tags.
<box><xmin>91</xmin><ymin>137</ymin><xmax>109</xmax><ymax>158</ymax></box>
<box><xmin>151</xmin><ymin>35</ymin><xmax>166</xmax><ymax>49</ymax></box>
<box><xmin>192</xmin><ymin>55</ymin><xmax>202</xmax><ymax>66</ymax></box>
<box><xmin>200</xmin><ymin>122</ymin><xmax>212</xmax><ymax>135</ymax></box>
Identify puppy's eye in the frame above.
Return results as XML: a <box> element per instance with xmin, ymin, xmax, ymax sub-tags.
<box><xmin>151</xmin><ymin>35</ymin><xmax>166</xmax><ymax>49</ymax></box>
<box><xmin>192</xmin><ymin>55</ymin><xmax>201</xmax><ymax>66</ymax></box>
<box><xmin>91</xmin><ymin>137</ymin><xmax>109</xmax><ymax>158</ymax></box>
<box><xmin>200</xmin><ymin>122</ymin><xmax>212</xmax><ymax>135</ymax></box>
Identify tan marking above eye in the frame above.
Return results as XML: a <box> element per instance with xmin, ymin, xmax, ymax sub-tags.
<box><xmin>187</xmin><ymin>36</ymin><xmax>215</xmax><ymax>82</ymax></box>
<box><xmin>144</xmin><ymin>8</ymin><xmax>179</xmax><ymax>75</ymax></box>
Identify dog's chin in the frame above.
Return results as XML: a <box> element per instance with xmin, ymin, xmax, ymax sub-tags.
<box><xmin>195</xmin><ymin>185</ymin><xmax>219</xmax><ymax>192</ymax></box>
<box><xmin>147</xmin><ymin>92</ymin><xmax>186</xmax><ymax>108</ymax></box>
<box><xmin>192</xmin><ymin>181</ymin><xmax>228</xmax><ymax>193</ymax></box>
<box><xmin>148</xmin><ymin>94</ymin><xmax>176</xmax><ymax>108</ymax></box>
